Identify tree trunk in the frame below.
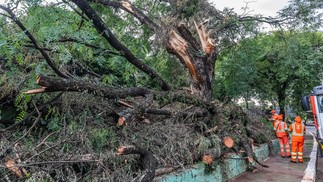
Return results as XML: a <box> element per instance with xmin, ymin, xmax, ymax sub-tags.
<box><xmin>166</xmin><ymin>23</ymin><xmax>217</xmax><ymax>101</ymax></box>
<box><xmin>275</xmin><ymin>81</ymin><xmax>288</xmax><ymax>118</ymax></box>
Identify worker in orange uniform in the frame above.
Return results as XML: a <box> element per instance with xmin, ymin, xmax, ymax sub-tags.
<box><xmin>273</xmin><ymin>114</ymin><xmax>291</xmax><ymax>158</ymax></box>
<box><xmin>269</xmin><ymin>110</ymin><xmax>278</xmax><ymax>126</ymax></box>
<box><xmin>289</xmin><ymin>116</ymin><xmax>306</xmax><ymax>163</ymax></box>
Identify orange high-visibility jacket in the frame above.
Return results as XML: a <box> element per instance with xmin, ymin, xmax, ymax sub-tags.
<box><xmin>274</xmin><ymin>121</ymin><xmax>288</xmax><ymax>137</ymax></box>
<box><xmin>289</xmin><ymin>118</ymin><xmax>306</xmax><ymax>142</ymax></box>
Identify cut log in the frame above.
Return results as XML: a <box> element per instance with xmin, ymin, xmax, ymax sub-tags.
<box><xmin>201</xmin><ymin>148</ymin><xmax>223</xmax><ymax>165</ymax></box>
<box><xmin>223</xmin><ymin>136</ymin><xmax>234</xmax><ymax>148</ymax></box>
<box><xmin>118</xmin><ymin>116</ymin><xmax>126</xmax><ymax>126</ymax></box>
<box><xmin>202</xmin><ymin>154</ymin><xmax>213</xmax><ymax>165</ymax></box>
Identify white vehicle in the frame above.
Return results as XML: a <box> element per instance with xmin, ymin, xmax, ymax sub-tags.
<box><xmin>301</xmin><ymin>85</ymin><xmax>323</xmax><ymax>154</ymax></box>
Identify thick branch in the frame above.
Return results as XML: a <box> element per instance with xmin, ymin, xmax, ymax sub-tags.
<box><xmin>117</xmin><ymin>145</ymin><xmax>157</xmax><ymax>182</ymax></box>
<box><xmin>27</xmin><ymin>75</ymin><xmax>151</xmax><ymax>99</ymax></box>
<box><xmin>89</xmin><ymin>0</ymin><xmax>159</xmax><ymax>31</ymax></box>
<box><xmin>26</xmin><ymin>75</ymin><xmax>218</xmax><ymax>113</ymax></box>
<box><xmin>58</xmin><ymin>38</ymin><xmax>117</xmax><ymax>54</ymax></box>
<box><xmin>71</xmin><ymin>0</ymin><xmax>170</xmax><ymax>91</ymax></box>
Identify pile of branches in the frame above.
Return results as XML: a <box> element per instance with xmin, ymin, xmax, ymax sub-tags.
<box><xmin>0</xmin><ymin>87</ymin><xmax>275</xmax><ymax>181</ymax></box>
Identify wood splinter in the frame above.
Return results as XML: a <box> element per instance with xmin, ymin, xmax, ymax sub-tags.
<box><xmin>25</xmin><ymin>87</ymin><xmax>47</xmax><ymax>94</ymax></box>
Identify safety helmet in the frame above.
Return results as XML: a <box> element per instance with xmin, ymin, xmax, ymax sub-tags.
<box><xmin>277</xmin><ymin>115</ymin><xmax>283</xmax><ymax>121</ymax></box>
<box><xmin>295</xmin><ymin>116</ymin><xmax>302</xmax><ymax>123</ymax></box>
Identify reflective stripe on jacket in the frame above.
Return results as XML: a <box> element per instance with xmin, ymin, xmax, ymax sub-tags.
<box><xmin>289</xmin><ymin>123</ymin><xmax>306</xmax><ymax>142</ymax></box>
<box><xmin>274</xmin><ymin>121</ymin><xmax>288</xmax><ymax>137</ymax></box>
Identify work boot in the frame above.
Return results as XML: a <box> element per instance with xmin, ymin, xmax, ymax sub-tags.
<box><xmin>282</xmin><ymin>156</ymin><xmax>285</xmax><ymax>158</ymax></box>
<box><xmin>287</xmin><ymin>156</ymin><xmax>291</xmax><ymax>158</ymax></box>
<box><xmin>299</xmin><ymin>161</ymin><xmax>303</xmax><ymax>163</ymax></box>
<box><xmin>290</xmin><ymin>160</ymin><xmax>296</xmax><ymax>163</ymax></box>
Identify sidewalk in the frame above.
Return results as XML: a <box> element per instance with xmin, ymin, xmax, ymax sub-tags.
<box><xmin>229</xmin><ymin>132</ymin><xmax>317</xmax><ymax>182</ymax></box>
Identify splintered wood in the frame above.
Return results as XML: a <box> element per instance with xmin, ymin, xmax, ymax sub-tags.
<box><xmin>167</xmin><ymin>30</ymin><xmax>198</xmax><ymax>81</ymax></box>
<box><xmin>194</xmin><ymin>21</ymin><xmax>215</xmax><ymax>56</ymax></box>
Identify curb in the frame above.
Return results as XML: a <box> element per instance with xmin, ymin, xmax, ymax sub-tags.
<box><xmin>301</xmin><ymin>132</ymin><xmax>317</xmax><ymax>182</ymax></box>
<box><xmin>156</xmin><ymin>140</ymin><xmax>279</xmax><ymax>182</ymax></box>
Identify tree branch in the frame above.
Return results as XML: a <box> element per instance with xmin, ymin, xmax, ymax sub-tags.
<box><xmin>25</xmin><ymin>75</ymin><xmax>218</xmax><ymax>113</ymax></box>
<box><xmin>89</xmin><ymin>0</ymin><xmax>160</xmax><ymax>31</ymax></box>
<box><xmin>117</xmin><ymin>145</ymin><xmax>157</xmax><ymax>182</ymax></box>
<box><xmin>71</xmin><ymin>0</ymin><xmax>170</xmax><ymax>91</ymax></box>
<box><xmin>0</xmin><ymin>5</ymin><xmax>70</xmax><ymax>79</ymax></box>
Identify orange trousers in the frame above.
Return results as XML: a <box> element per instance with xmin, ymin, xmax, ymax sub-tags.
<box><xmin>291</xmin><ymin>141</ymin><xmax>304</xmax><ymax>162</ymax></box>
<box><xmin>278</xmin><ymin>135</ymin><xmax>290</xmax><ymax>157</ymax></box>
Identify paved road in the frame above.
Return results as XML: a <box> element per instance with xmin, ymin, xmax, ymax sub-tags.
<box><xmin>229</xmin><ymin>125</ymin><xmax>318</xmax><ymax>182</ymax></box>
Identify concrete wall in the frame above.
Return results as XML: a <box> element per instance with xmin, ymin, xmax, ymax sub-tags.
<box><xmin>156</xmin><ymin>140</ymin><xmax>279</xmax><ymax>182</ymax></box>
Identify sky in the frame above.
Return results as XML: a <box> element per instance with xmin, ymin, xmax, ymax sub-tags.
<box><xmin>212</xmin><ymin>0</ymin><xmax>290</xmax><ymax>17</ymax></box>
<box><xmin>0</xmin><ymin>0</ymin><xmax>291</xmax><ymax>17</ymax></box>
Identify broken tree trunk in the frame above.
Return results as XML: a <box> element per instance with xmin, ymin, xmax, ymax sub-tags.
<box><xmin>166</xmin><ymin>22</ymin><xmax>217</xmax><ymax>101</ymax></box>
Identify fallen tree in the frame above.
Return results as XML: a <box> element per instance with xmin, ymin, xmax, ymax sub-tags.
<box><xmin>0</xmin><ymin>0</ymin><xmax>276</xmax><ymax>181</ymax></box>
<box><xmin>21</xmin><ymin>74</ymin><xmax>274</xmax><ymax>180</ymax></box>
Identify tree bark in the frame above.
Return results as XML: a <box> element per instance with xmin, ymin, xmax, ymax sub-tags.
<box><xmin>26</xmin><ymin>75</ymin><xmax>218</xmax><ymax>113</ymax></box>
<box><xmin>276</xmin><ymin>81</ymin><xmax>288</xmax><ymax>118</ymax></box>
<box><xmin>26</xmin><ymin>75</ymin><xmax>151</xmax><ymax>99</ymax></box>
<box><xmin>117</xmin><ymin>145</ymin><xmax>157</xmax><ymax>182</ymax></box>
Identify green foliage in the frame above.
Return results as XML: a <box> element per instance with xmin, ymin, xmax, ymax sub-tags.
<box><xmin>217</xmin><ymin>31</ymin><xmax>323</xmax><ymax>111</ymax></box>
<box><xmin>196</xmin><ymin>136</ymin><xmax>212</xmax><ymax>153</ymax></box>
<box><xmin>90</xmin><ymin>128</ymin><xmax>116</xmax><ymax>152</ymax></box>
<box><xmin>278</xmin><ymin>0</ymin><xmax>323</xmax><ymax>30</ymax></box>
<box><xmin>14</xmin><ymin>93</ymin><xmax>32</xmax><ymax>122</ymax></box>
<box><xmin>47</xmin><ymin>116</ymin><xmax>61</xmax><ymax>131</ymax></box>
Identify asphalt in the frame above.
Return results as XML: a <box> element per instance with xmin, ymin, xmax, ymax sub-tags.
<box><xmin>229</xmin><ymin>125</ymin><xmax>322</xmax><ymax>182</ymax></box>
<box><xmin>317</xmin><ymin>145</ymin><xmax>323</xmax><ymax>182</ymax></box>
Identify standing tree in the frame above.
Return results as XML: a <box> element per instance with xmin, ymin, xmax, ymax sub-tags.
<box><xmin>218</xmin><ymin>31</ymin><xmax>323</xmax><ymax>116</ymax></box>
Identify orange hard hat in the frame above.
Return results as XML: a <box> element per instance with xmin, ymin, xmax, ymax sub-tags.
<box><xmin>295</xmin><ymin>116</ymin><xmax>302</xmax><ymax>123</ymax></box>
<box><xmin>271</xmin><ymin>110</ymin><xmax>276</xmax><ymax>113</ymax></box>
<box><xmin>277</xmin><ymin>115</ymin><xmax>283</xmax><ymax>121</ymax></box>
